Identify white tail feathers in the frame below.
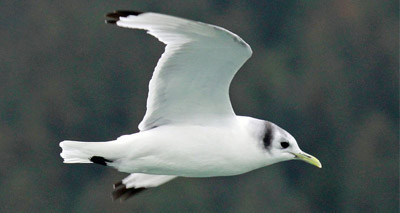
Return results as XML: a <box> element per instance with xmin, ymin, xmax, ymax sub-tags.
<box><xmin>59</xmin><ymin>140</ymin><xmax>121</xmax><ymax>164</ymax></box>
<box><xmin>60</xmin><ymin>141</ymin><xmax>92</xmax><ymax>163</ymax></box>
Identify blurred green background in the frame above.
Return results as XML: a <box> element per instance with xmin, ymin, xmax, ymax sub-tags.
<box><xmin>1</xmin><ymin>1</ymin><xmax>398</xmax><ymax>212</ymax></box>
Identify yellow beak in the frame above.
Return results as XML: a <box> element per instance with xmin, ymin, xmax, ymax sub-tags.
<box><xmin>292</xmin><ymin>152</ymin><xmax>322</xmax><ymax>168</ymax></box>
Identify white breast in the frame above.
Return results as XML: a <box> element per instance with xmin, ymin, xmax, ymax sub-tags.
<box><xmin>114</xmin><ymin>121</ymin><xmax>267</xmax><ymax>177</ymax></box>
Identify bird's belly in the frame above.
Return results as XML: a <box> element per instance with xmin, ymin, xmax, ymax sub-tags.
<box><xmin>118</xmin><ymin>153</ymin><xmax>257</xmax><ymax>177</ymax></box>
<box><xmin>114</xmin><ymin>125</ymin><xmax>264</xmax><ymax>177</ymax></box>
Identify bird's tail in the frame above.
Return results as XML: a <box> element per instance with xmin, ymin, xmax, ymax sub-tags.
<box><xmin>59</xmin><ymin>140</ymin><xmax>123</xmax><ymax>165</ymax></box>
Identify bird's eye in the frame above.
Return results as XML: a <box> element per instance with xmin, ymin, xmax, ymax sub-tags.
<box><xmin>280</xmin><ymin>142</ymin><xmax>289</xmax><ymax>149</ymax></box>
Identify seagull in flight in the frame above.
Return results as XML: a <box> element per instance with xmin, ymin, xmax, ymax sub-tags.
<box><xmin>60</xmin><ymin>10</ymin><xmax>321</xmax><ymax>201</ymax></box>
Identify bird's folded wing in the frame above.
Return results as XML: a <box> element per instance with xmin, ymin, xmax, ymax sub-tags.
<box><xmin>106</xmin><ymin>11</ymin><xmax>253</xmax><ymax>131</ymax></box>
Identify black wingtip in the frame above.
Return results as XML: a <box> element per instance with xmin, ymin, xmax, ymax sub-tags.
<box><xmin>113</xmin><ymin>180</ymin><xmax>123</xmax><ymax>189</ymax></box>
<box><xmin>112</xmin><ymin>180</ymin><xmax>147</xmax><ymax>201</ymax></box>
<box><xmin>105</xmin><ymin>10</ymin><xmax>143</xmax><ymax>24</ymax></box>
<box><xmin>114</xmin><ymin>10</ymin><xmax>143</xmax><ymax>16</ymax></box>
<box><xmin>105</xmin><ymin>20</ymin><xmax>117</xmax><ymax>24</ymax></box>
<box><xmin>89</xmin><ymin>156</ymin><xmax>112</xmax><ymax>166</ymax></box>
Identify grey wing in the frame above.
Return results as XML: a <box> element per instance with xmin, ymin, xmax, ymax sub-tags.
<box><xmin>107</xmin><ymin>11</ymin><xmax>252</xmax><ymax>131</ymax></box>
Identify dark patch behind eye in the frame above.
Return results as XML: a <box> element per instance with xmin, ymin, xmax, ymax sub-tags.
<box><xmin>263</xmin><ymin>124</ymin><xmax>273</xmax><ymax>149</ymax></box>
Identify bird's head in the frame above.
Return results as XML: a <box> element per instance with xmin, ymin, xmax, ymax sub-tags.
<box><xmin>238</xmin><ymin>116</ymin><xmax>322</xmax><ymax>168</ymax></box>
<box><xmin>260</xmin><ymin>121</ymin><xmax>322</xmax><ymax>168</ymax></box>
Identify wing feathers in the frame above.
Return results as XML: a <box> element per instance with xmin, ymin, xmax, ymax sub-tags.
<box><xmin>106</xmin><ymin>10</ymin><xmax>143</xmax><ymax>20</ymax></box>
<box><xmin>105</xmin><ymin>11</ymin><xmax>252</xmax><ymax>130</ymax></box>
<box><xmin>112</xmin><ymin>174</ymin><xmax>177</xmax><ymax>201</ymax></box>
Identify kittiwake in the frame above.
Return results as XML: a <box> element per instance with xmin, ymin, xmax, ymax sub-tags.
<box><xmin>59</xmin><ymin>10</ymin><xmax>322</xmax><ymax>201</ymax></box>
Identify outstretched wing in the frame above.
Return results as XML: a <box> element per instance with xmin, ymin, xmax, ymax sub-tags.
<box><xmin>112</xmin><ymin>173</ymin><xmax>177</xmax><ymax>201</ymax></box>
<box><xmin>106</xmin><ymin>11</ymin><xmax>252</xmax><ymax>131</ymax></box>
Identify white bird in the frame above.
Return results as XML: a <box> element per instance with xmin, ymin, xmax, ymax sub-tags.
<box><xmin>60</xmin><ymin>10</ymin><xmax>321</xmax><ymax>201</ymax></box>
